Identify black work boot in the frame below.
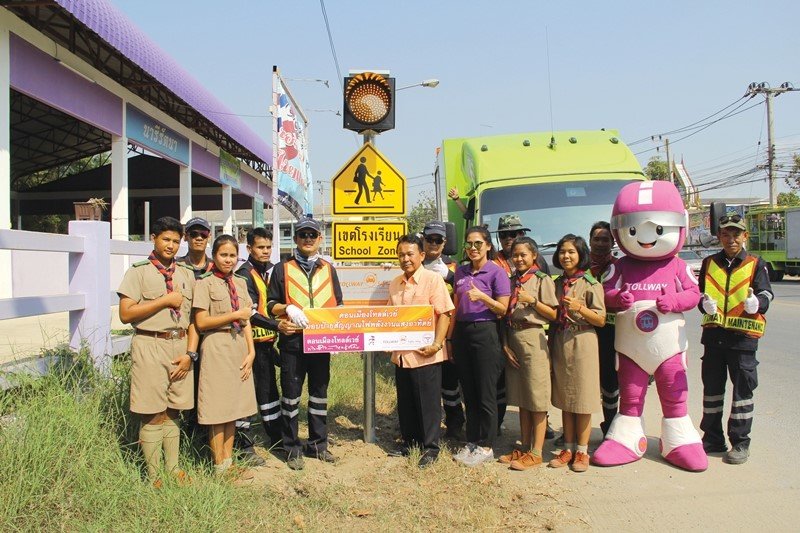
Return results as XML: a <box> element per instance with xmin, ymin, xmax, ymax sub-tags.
<box><xmin>723</xmin><ymin>443</ymin><xmax>750</xmax><ymax>464</ymax></box>
<box><xmin>235</xmin><ymin>430</ymin><xmax>267</xmax><ymax>467</ymax></box>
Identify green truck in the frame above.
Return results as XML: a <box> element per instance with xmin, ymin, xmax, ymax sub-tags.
<box><xmin>435</xmin><ymin>130</ymin><xmax>646</xmax><ymax>257</ymax></box>
<box><xmin>745</xmin><ymin>205</ymin><xmax>800</xmax><ymax>281</ymax></box>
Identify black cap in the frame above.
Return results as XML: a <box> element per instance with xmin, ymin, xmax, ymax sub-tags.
<box><xmin>184</xmin><ymin>217</ymin><xmax>211</xmax><ymax>231</ymax></box>
<box><xmin>295</xmin><ymin>218</ymin><xmax>322</xmax><ymax>234</ymax></box>
<box><xmin>423</xmin><ymin>221</ymin><xmax>447</xmax><ymax>237</ymax></box>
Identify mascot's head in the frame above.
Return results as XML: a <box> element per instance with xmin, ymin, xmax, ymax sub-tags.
<box><xmin>611</xmin><ymin>181</ymin><xmax>687</xmax><ymax>261</ymax></box>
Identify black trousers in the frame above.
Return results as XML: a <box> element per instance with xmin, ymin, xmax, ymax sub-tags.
<box><xmin>280</xmin><ymin>350</ymin><xmax>331</xmax><ymax>456</ymax></box>
<box><xmin>597</xmin><ymin>324</ymin><xmax>619</xmax><ymax>435</ymax></box>
<box><xmin>252</xmin><ymin>342</ymin><xmax>282</xmax><ymax>443</ymax></box>
<box><xmin>441</xmin><ymin>360</ymin><xmax>465</xmax><ymax>431</ymax></box>
<box><xmin>396</xmin><ymin>362</ymin><xmax>442</xmax><ymax>454</ymax></box>
<box><xmin>700</xmin><ymin>346</ymin><xmax>759</xmax><ymax>448</ymax></box>
<box><xmin>452</xmin><ymin>320</ymin><xmax>504</xmax><ymax>449</ymax></box>
<box><xmin>496</xmin><ymin>369</ymin><xmax>507</xmax><ymax>429</ymax></box>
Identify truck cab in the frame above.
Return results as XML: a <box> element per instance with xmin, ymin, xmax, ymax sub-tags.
<box><xmin>435</xmin><ymin>130</ymin><xmax>646</xmax><ymax>262</ymax></box>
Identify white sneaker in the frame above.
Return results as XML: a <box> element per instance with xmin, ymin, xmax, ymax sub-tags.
<box><xmin>462</xmin><ymin>446</ymin><xmax>495</xmax><ymax>467</ymax></box>
<box><xmin>453</xmin><ymin>443</ymin><xmax>477</xmax><ymax>462</ymax></box>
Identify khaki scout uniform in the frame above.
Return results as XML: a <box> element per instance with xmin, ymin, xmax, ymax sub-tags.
<box><xmin>505</xmin><ymin>271</ymin><xmax>559</xmax><ymax>413</ymax></box>
<box><xmin>192</xmin><ymin>272</ymin><xmax>257</xmax><ymax>425</ymax></box>
<box><xmin>117</xmin><ymin>260</ymin><xmax>196</xmax><ymax>414</ymax></box>
<box><xmin>550</xmin><ymin>275</ymin><xmax>605</xmax><ymax>415</ymax></box>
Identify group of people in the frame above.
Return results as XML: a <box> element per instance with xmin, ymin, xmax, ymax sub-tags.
<box><xmin>119</xmin><ymin>193</ymin><xmax>771</xmax><ymax>483</ymax></box>
<box><xmin>118</xmin><ymin>215</ymin><xmax>342</xmax><ymax>483</ymax></box>
<box><xmin>391</xmin><ymin>194</ymin><xmax>771</xmax><ymax>473</ymax></box>
<box><xmin>389</xmin><ymin>215</ymin><xmax>611</xmax><ymax>471</ymax></box>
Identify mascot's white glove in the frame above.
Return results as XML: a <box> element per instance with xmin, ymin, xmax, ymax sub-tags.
<box><xmin>286</xmin><ymin>304</ymin><xmax>310</xmax><ymax>328</ymax></box>
<box><xmin>701</xmin><ymin>294</ymin><xmax>717</xmax><ymax>315</ymax></box>
<box><xmin>426</xmin><ymin>258</ymin><xmax>450</xmax><ymax>279</ymax></box>
<box><xmin>743</xmin><ymin>288</ymin><xmax>759</xmax><ymax>315</ymax></box>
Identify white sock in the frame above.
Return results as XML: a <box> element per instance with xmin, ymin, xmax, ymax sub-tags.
<box><xmin>565</xmin><ymin>442</ymin><xmax>576</xmax><ymax>452</ymax></box>
<box><xmin>576</xmin><ymin>444</ymin><xmax>588</xmax><ymax>454</ymax></box>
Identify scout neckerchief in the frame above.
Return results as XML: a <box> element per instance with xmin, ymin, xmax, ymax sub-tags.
<box><xmin>148</xmin><ymin>251</ymin><xmax>180</xmax><ymax>321</ymax></box>
<box><xmin>590</xmin><ymin>252</ymin><xmax>615</xmax><ymax>280</ymax></box>
<box><xmin>556</xmin><ymin>269</ymin><xmax>585</xmax><ymax>330</ymax></box>
<box><xmin>507</xmin><ymin>265</ymin><xmax>539</xmax><ymax>325</ymax></box>
<box><xmin>212</xmin><ymin>265</ymin><xmax>242</xmax><ymax>332</ymax></box>
<box><xmin>494</xmin><ymin>251</ymin><xmax>513</xmax><ymax>276</ymax></box>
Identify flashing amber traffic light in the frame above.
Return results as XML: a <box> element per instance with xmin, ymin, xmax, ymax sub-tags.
<box><xmin>343</xmin><ymin>72</ymin><xmax>395</xmax><ymax>133</ymax></box>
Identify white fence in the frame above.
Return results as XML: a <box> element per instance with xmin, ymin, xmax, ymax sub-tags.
<box><xmin>0</xmin><ymin>221</ymin><xmax>152</xmax><ymax>372</ymax></box>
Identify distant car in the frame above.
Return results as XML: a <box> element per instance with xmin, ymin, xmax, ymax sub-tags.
<box><xmin>696</xmin><ymin>248</ymin><xmax>722</xmax><ymax>259</ymax></box>
<box><xmin>678</xmin><ymin>249</ymin><xmax>704</xmax><ymax>277</ymax></box>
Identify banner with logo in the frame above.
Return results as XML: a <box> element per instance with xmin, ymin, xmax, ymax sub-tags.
<box><xmin>274</xmin><ymin>75</ymin><xmax>313</xmax><ymax>218</ymax></box>
<box><xmin>302</xmin><ymin>305</ymin><xmax>435</xmax><ymax>353</ymax></box>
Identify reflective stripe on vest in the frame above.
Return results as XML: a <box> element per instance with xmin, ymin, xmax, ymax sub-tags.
<box><xmin>701</xmin><ymin>255</ymin><xmax>765</xmax><ymax>338</ymax></box>
<box><xmin>284</xmin><ymin>260</ymin><xmax>337</xmax><ymax>309</ymax></box>
<box><xmin>249</xmin><ymin>269</ymin><xmax>275</xmax><ymax>343</ymax></box>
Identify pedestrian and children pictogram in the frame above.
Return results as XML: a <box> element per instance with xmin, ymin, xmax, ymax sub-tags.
<box><xmin>331</xmin><ymin>143</ymin><xmax>406</xmax><ymax>216</ymax></box>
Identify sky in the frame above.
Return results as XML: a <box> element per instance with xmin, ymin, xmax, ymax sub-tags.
<box><xmin>113</xmin><ymin>0</ymin><xmax>800</xmax><ymax>213</ymax></box>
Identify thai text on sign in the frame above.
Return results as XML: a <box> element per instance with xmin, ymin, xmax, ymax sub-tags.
<box><xmin>332</xmin><ymin>221</ymin><xmax>406</xmax><ymax>261</ymax></box>
<box><xmin>303</xmin><ymin>305</ymin><xmax>434</xmax><ymax>353</ymax></box>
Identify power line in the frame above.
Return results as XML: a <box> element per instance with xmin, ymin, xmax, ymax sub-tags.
<box><xmin>628</xmin><ymin>96</ymin><xmax>747</xmax><ymax>146</ymax></box>
<box><xmin>319</xmin><ymin>0</ymin><xmax>344</xmax><ymax>93</ymax></box>
<box><xmin>633</xmin><ymin>100</ymin><xmax>764</xmax><ymax>157</ymax></box>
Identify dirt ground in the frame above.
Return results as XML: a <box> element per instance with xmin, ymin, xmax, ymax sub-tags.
<box><xmin>242</xmin><ymin>409</ymin><xmax>593</xmax><ymax>532</ymax></box>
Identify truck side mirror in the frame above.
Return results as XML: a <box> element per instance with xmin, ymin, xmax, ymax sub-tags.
<box><xmin>709</xmin><ymin>201</ymin><xmax>726</xmax><ymax>236</ymax></box>
<box><xmin>443</xmin><ymin>221</ymin><xmax>458</xmax><ymax>257</ymax></box>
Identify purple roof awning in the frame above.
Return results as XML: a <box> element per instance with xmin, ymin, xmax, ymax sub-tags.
<box><xmin>54</xmin><ymin>0</ymin><xmax>272</xmax><ymax>167</ymax></box>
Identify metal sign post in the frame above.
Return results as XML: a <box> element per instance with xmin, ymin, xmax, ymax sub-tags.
<box><xmin>362</xmin><ymin>130</ymin><xmax>376</xmax><ymax>444</ymax></box>
<box><xmin>363</xmin><ymin>351</ymin><xmax>376</xmax><ymax>443</ymax></box>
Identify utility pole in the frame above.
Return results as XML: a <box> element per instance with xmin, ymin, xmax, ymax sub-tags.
<box><xmin>664</xmin><ymin>138</ymin><xmax>672</xmax><ymax>183</ymax></box>
<box><xmin>745</xmin><ymin>82</ymin><xmax>796</xmax><ymax>206</ymax></box>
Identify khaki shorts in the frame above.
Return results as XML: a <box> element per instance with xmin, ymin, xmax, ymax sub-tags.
<box><xmin>130</xmin><ymin>334</ymin><xmax>194</xmax><ymax>415</ymax></box>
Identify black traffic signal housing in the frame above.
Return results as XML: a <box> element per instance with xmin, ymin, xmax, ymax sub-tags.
<box><xmin>343</xmin><ymin>72</ymin><xmax>395</xmax><ymax>133</ymax></box>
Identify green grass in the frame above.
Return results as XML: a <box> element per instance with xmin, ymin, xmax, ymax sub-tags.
<box><xmin>0</xmin><ymin>351</ymin><xmax>266</xmax><ymax>531</ymax></box>
<box><xmin>0</xmin><ymin>351</ymin><xmax>398</xmax><ymax>531</ymax></box>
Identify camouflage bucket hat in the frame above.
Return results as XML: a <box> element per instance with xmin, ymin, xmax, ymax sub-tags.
<box><xmin>495</xmin><ymin>214</ymin><xmax>530</xmax><ymax>232</ymax></box>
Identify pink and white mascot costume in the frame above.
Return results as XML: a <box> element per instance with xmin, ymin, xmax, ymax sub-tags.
<box><xmin>592</xmin><ymin>181</ymin><xmax>707</xmax><ymax>472</ymax></box>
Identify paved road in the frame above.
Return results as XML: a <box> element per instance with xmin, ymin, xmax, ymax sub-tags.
<box><xmin>540</xmin><ymin>277</ymin><xmax>799</xmax><ymax>531</ymax></box>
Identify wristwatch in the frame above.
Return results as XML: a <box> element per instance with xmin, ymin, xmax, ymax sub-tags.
<box><xmin>186</xmin><ymin>351</ymin><xmax>200</xmax><ymax>362</ymax></box>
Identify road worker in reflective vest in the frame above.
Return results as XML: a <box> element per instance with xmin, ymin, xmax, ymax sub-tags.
<box><xmin>267</xmin><ymin>218</ymin><xmax>343</xmax><ymax>470</ymax></box>
<box><xmin>421</xmin><ymin>221</ymin><xmax>464</xmax><ymax>438</ymax></box>
<box><xmin>698</xmin><ymin>214</ymin><xmax>773</xmax><ymax>465</ymax></box>
<box><xmin>236</xmin><ymin>227</ymin><xmax>288</xmax><ymax>451</ymax></box>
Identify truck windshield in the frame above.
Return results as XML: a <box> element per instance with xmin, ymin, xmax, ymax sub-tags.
<box><xmin>480</xmin><ymin>179</ymin><xmax>638</xmax><ymax>247</ymax></box>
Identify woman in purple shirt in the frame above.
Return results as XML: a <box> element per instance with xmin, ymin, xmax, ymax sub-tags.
<box><xmin>448</xmin><ymin>226</ymin><xmax>511</xmax><ymax>466</ymax></box>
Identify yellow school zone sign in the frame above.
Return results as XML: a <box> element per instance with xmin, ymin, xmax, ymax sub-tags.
<box><xmin>331</xmin><ymin>143</ymin><xmax>406</xmax><ymax>216</ymax></box>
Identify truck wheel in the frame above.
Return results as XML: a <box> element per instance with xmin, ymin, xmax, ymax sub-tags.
<box><xmin>767</xmin><ymin>263</ymin><xmax>784</xmax><ymax>282</ymax></box>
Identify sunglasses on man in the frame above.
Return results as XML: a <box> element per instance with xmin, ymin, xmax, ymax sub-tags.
<box><xmin>425</xmin><ymin>236</ymin><xmax>444</xmax><ymax>245</ymax></box>
<box><xmin>296</xmin><ymin>231</ymin><xmax>319</xmax><ymax>240</ymax></box>
<box><xmin>499</xmin><ymin>230</ymin><xmax>525</xmax><ymax>240</ymax></box>
<box><xmin>188</xmin><ymin>230</ymin><xmax>210</xmax><ymax>239</ymax></box>
<box><xmin>719</xmin><ymin>214</ymin><xmax>742</xmax><ymax>224</ymax></box>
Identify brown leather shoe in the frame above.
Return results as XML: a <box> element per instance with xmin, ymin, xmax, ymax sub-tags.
<box><xmin>498</xmin><ymin>449</ymin><xmax>523</xmax><ymax>464</ymax></box>
<box><xmin>548</xmin><ymin>449</ymin><xmax>573</xmax><ymax>468</ymax></box>
<box><xmin>172</xmin><ymin>469</ymin><xmax>192</xmax><ymax>486</ymax></box>
<box><xmin>509</xmin><ymin>452</ymin><xmax>543</xmax><ymax>471</ymax></box>
<box><xmin>571</xmin><ymin>451</ymin><xmax>590</xmax><ymax>472</ymax></box>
